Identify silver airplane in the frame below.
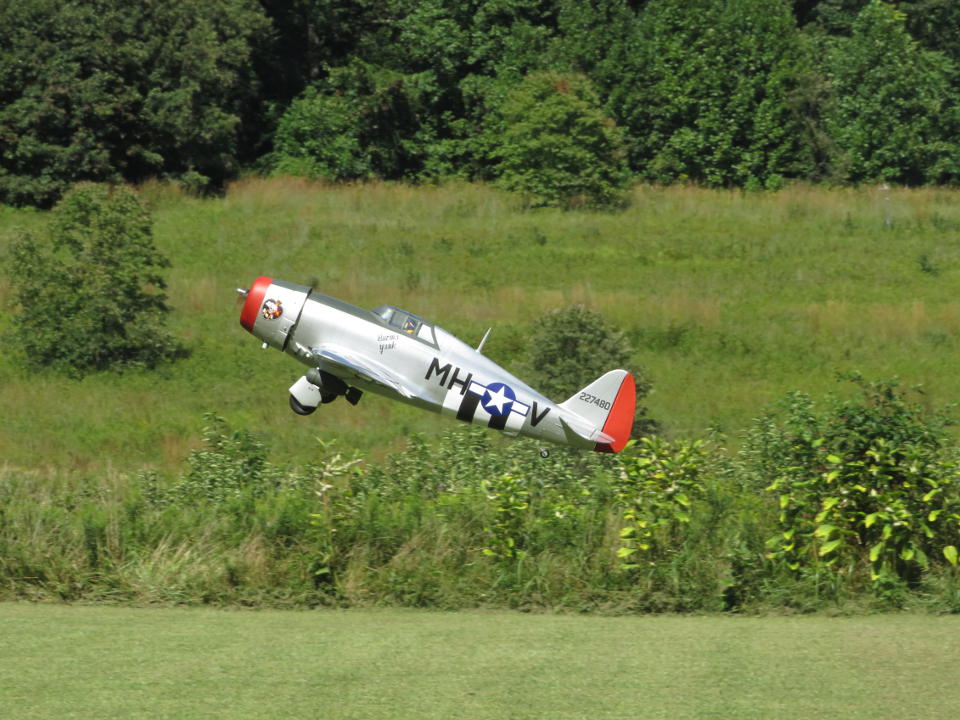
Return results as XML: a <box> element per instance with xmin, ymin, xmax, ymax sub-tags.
<box><xmin>239</xmin><ymin>277</ymin><xmax>635</xmax><ymax>454</ymax></box>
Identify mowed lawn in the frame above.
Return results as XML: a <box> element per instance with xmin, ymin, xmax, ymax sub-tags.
<box><xmin>2</xmin><ymin>604</ymin><xmax>959</xmax><ymax>719</ymax></box>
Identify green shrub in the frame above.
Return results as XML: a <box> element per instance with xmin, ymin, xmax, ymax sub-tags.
<box><xmin>741</xmin><ymin>376</ymin><xmax>960</xmax><ymax>588</ymax></box>
<box><xmin>616</xmin><ymin>437</ymin><xmax>707</xmax><ymax>569</ymax></box>
<box><xmin>4</xmin><ymin>183</ymin><xmax>184</xmax><ymax>375</ymax></box>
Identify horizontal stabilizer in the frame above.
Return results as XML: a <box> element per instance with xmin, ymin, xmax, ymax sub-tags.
<box><xmin>559</xmin><ymin>416</ymin><xmax>615</xmax><ymax>446</ymax></box>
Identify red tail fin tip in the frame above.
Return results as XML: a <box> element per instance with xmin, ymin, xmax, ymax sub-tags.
<box><xmin>594</xmin><ymin>372</ymin><xmax>635</xmax><ymax>453</ymax></box>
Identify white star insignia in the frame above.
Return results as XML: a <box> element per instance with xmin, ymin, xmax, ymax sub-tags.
<box><xmin>485</xmin><ymin>386</ymin><xmax>511</xmax><ymax>414</ymax></box>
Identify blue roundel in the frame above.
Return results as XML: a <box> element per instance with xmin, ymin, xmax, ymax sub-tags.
<box><xmin>481</xmin><ymin>382</ymin><xmax>515</xmax><ymax>417</ymax></box>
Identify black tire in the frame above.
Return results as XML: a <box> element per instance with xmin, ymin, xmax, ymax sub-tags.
<box><xmin>289</xmin><ymin>393</ymin><xmax>318</xmax><ymax>415</ymax></box>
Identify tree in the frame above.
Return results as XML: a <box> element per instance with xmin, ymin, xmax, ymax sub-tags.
<box><xmin>0</xmin><ymin>0</ymin><xmax>270</xmax><ymax>206</ymax></box>
<box><xmin>822</xmin><ymin>0</ymin><xmax>960</xmax><ymax>184</ymax></box>
<box><xmin>5</xmin><ymin>183</ymin><xmax>184</xmax><ymax>375</ymax></box>
<box><xmin>901</xmin><ymin>0</ymin><xmax>960</xmax><ymax>66</ymax></box>
<box><xmin>615</xmin><ymin>0</ymin><xmax>811</xmax><ymax>188</ymax></box>
<box><xmin>273</xmin><ymin>88</ymin><xmax>375</xmax><ymax>181</ymax></box>
<box><xmin>273</xmin><ymin>60</ymin><xmax>431</xmax><ymax>181</ymax></box>
<box><xmin>485</xmin><ymin>72</ymin><xmax>629</xmax><ymax>208</ymax></box>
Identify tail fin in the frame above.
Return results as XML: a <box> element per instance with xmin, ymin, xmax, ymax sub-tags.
<box><xmin>558</xmin><ymin>370</ymin><xmax>636</xmax><ymax>453</ymax></box>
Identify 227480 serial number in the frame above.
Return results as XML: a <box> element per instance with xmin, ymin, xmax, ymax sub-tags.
<box><xmin>578</xmin><ymin>392</ymin><xmax>612</xmax><ymax>411</ymax></box>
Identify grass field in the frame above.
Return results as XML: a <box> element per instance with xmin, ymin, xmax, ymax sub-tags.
<box><xmin>2</xmin><ymin>603</ymin><xmax>959</xmax><ymax>719</ymax></box>
<box><xmin>4</xmin><ymin>179</ymin><xmax>960</xmax><ymax>474</ymax></box>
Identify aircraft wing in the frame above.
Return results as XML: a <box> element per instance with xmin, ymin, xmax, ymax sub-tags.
<box><xmin>311</xmin><ymin>344</ymin><xmax>421</xmax><ymax>400</ymax></box>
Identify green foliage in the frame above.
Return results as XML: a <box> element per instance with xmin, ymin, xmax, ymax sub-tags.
<box><xmin>528</xmin><ymin>304</ymin><xmax>633</xmax><ymax>399</ymax></box>
<box><xmin>274</xmin><ymin>60</ymin><xmax>433</xmax><ymax>181</ymax></box>
<box><xmin>616</xmin><ymin>437</ymin><xmax>708</xmax><ymax>568</ymax></box>
<box><xmin>617</xmin><ymin>0</ymin><xmax>811</xmax><ymax>188</ymax></box>
<box><xmin>822</xmin><ymin>0</ymin><xmax>960</xmax><ymax>184</ymax></box>
<box><xmin>6</xmin><ymin>383</ymin><xmax>960</xmax><ymax>610</ymax></box>
<box><xmin>481</xmin><ymin>473</ymin><xmax>532</xmax><ymax>559</ymax></box>
<box><xmin>743</xmin><ymin>376</ymin><xmax>960</xmax><ymax>587</ymax></box>
<box><xmin>0</xmin><ymin>0</ymin><xmax>270</xmax><ymax>206</ymax></box>
<box><xmin>148</xmin><ymin>416</ymin><xmax>362</xmax><ymax>515</ymax></box>
<box><xmin>273</xmin><ymin>88</ymin><xmax>374</xmax><ymax>181</ymax></box>
<box><xmin>149</xmin><ymin>414</ymin><xmax>273</xmax><ymax>506</ymax></box>
<box><xmin>901</xmin><ymin>0</ymin><xmax>960</xmax><ymax>66</ymax></box>
<box><xmin>6</xmin><ymin>0</ymin><xmax>960</xmax><ymax>199</ymax></box>
<box><xmin>485</xmin><ymin>72</ymin><xmax>629</xmax><ymax>208</ymax></box>
<box><xmin>4</xmin><ymin>183</ymin><xmax>184</xmax><ymax>375</ymax></box>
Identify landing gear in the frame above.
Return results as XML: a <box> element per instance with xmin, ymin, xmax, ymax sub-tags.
<box><xmin>289</xmin><ymin>368</ymin><xmax>363</xmax><ymax>415</ymax></box>
<box><xmin>539</xmin><ymin>448</ymin><xmax>550</xmax><ymax>458</ymax></box>
<box><xmin>290</xmin><ymin>393</ymin><xmax>317</xmax><ymax>416</ymax></box>
<box><xmin>306</xmin><ymin>367</ymin><xmax>347</xmax><ymax>396</ymax></box>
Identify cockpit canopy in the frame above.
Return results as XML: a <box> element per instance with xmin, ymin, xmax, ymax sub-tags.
<box><xmin>372</xmin><ymin>305</ymin><xmax>437</xmax><ymax>345</ymax></box>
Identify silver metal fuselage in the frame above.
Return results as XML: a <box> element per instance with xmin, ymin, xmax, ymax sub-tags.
<box><xmin>244</xmin><ymin>278</ymin><xmax>584</xmax><ymax>449</ymax></box>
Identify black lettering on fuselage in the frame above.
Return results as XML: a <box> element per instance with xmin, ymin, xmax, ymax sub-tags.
<box><xmin>530</xmin><ymin>402</ymin><xmax>551</xmax><ymax>427</ymax></box>
<box><xmin>425</xmin><ymin>357</ymin><xmax>451</xmax><ymax>386</ymax></box>
<box><xmin>447</xmin><ymin>367</ymin><xmax>473</xmax><ymax>395</ymax></box>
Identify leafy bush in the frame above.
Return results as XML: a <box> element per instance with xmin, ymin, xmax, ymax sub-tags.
<box><xmin>147</xmin><ymin>416</ymin><xmax>361</xmax><ymax>507</ymax></box>
<box><xmin>5</xmin><ymin>183</ymin><xmax>184</xmax><ymax>375</ymax></box>
<box><xmin>156</xmin><ymin>414</ymin><xmax>273</xmax><ymax>506</ymax></box>
<box><xmin>616</xmin><ymin>437</ymin><xmax>708</xmax><ymax>569</ymax></box>
<box><xmin>741</xmin><ymin>376</ymin><xmax>960</xmax><ymax>587</ymax></box>
<box><xmin>485</xmin><ymin>72</ymin><xmax>629</xmax><ymax>208</ymax></box>
<box><xmin>480</xmin><ymin>473</ymin><xmax>532</xmax><ymax>560</ymax></box>
<box><xmin>8</xmin><ymin>388</ymin><xmax>960</xmax><ymax>610</ymax></box>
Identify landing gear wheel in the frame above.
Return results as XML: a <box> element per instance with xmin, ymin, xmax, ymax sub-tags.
<box><xmin>539</xmin><ymin>448</ymin><xmax>550</xmax><ymax>459</ymax></box>
<box><xmin>289</xmin><ymin>393</ymin><xmax>318</xmax><ymax>416</ymax></box>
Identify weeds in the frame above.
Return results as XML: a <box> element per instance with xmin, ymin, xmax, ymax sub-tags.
<box><xmin>4</xmin><ymin>387</ymin><xmax>960</xmax><ymax>612</ymax></box>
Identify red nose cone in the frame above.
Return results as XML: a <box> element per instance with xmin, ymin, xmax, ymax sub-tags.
<box><xmin>240</xmin><ymin>276</ymin><xmax>273</xmax><ymax>332</ymax></box>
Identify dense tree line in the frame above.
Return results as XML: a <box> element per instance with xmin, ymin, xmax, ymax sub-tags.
<box><xmin>2</xmin><ymin>0</ymin><xmax>959</xmax><ymax>206</ymax></box>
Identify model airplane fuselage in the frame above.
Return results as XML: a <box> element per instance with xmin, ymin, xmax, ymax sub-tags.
<box><xmin>239</xmin><ymin>277</ymin><xmax>634</xmax><ymax>452</ymax></box>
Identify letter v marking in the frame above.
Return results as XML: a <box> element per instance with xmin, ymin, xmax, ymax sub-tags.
<box><xmin>530</xmin><ymin>402</ymin><xmax>550</xmax><ymax>427</ymax></box>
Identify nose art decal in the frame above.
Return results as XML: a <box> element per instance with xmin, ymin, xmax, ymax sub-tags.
<box><xmin>261</xmin><ymin>299</ymin><xmax>283</xmax><ymax>320</ymax></box>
